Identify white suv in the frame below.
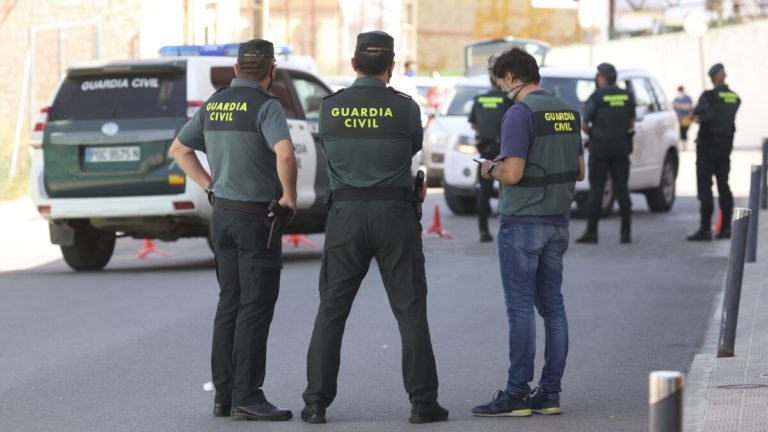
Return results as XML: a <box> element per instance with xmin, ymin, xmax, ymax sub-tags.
<box><xmin>442</xmin><ymin>67</ymin><xmax>680</xmax><ymax>216</ymax></box>
<box><xmin>30</xmin><ymin>48</ymin><xmax>332</xmax><ymax>270</ymax></box>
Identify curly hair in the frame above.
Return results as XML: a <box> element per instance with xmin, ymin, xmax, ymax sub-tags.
<box><xmin>488</xmin><ymin>47</ymin><xmax>540</xmax><ymax>84</ymax></box>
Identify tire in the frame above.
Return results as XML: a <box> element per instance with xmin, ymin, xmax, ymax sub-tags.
<box><xmin>645</xmin><ymin>152</ymin><xmax>677</xmax><ymax>212</ymax></box>
<box><xmin>444</xmin><ymin>184</ymin><xmax>476</xmax><ymax>215</ymax></box>
<box><xmin>60</xmin><ymin>222</ymin><xmax>116</xmax><ymax>271</ymax></box>
<box><xmin>572</xmin><ymin>175</ymin><xmax>614</xmax><ymax>218</ymax></box>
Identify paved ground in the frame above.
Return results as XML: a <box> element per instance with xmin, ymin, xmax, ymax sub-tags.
<box><xmin>0</xmin><ymin>149</ymin><xmax>764</xmax><ymax>432</ymax></box>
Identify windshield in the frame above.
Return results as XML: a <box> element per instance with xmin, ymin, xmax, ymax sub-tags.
<box><xmin>465</xmin><ymin>40</ymin><xmax>549</xmax><ymax>76</ymax></box>
<box><xmin>50</xmin><ymin>72</ymin><xmax>187</xmax><ymax>120</ymax></box>
<box><xmin>540</xmin><ymin>77</ymin><xmax>596</xmax><ymax>113</ymax></box>
<box><xmin>439</xmin><ymin>85</ymin><xmax>487</xmax><ymax>117</ymax></box>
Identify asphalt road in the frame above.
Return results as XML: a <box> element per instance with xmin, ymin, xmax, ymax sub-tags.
<box><xmin>1</xmin><ymin>177</ymin><xmax>749</xmax><ymax>432</ymax></box>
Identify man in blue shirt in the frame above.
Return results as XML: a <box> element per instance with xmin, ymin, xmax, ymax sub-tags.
<box><xmin>672</xmin><ymin>86</ymin><xmax>693</xmax><ymax>151</ymax></box>
<box><xmin>473</xmin><ymin>48</ymin><xmax>585</xmax><ymax>418</ymax></box>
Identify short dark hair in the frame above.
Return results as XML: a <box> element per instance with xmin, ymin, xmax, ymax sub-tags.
<box><xmin>237</xmin><ymin>57</ymin><xmax>275</xmax><ymax>81</ymax></box>
<box><xmin>677</xmin><ymin>85</ymin><xmax>684</xmax><ymax>92</ymax></box>
<box><xmin>488</xmin><ymin>47</ymin><xmax>540</xmax><ymax>84</ymax></box>
<box><xmin>601</xmin><ymin>72</ymin><xmax>617</xmax><ymax>84</ymax></box>
<box><xmin>354</xmin><ymin>50</ymin><xmax>395</xmax><ymax>76</ymax></box>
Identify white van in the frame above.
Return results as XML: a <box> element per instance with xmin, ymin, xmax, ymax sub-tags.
<box><xmin>29</xmin><ymin>47</ymin><xmax>332</xmax><ymax>270</ymax></box>
<box><xmin>442</xmin><ymin>67</ymin><xmax>680</xmax><ymax>216</ymax></box>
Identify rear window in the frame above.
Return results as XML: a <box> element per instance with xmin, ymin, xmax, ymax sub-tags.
<box><xmin>440</xmin><ymin>86</ymin><xmax>486</xmax><ymax>116</ymax></box>
<box><xmin>540</xmin><ymin>77</ymin><xmax>596</xmax><ymax>112</ymax></box>
<box><xmin>49</xmin><ymin>72</ymin><xmax>187</xmax><ymax>121</ymax></box>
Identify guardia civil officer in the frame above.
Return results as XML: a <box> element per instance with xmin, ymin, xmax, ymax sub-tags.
<box><xmin>576</xmin><ymin>63</ymin><xmax>636</xmax><ymax>244</ymax></box>
<box><xmin>473</xmin><ymin>47</ymin><xmax>584</xmax><ymax>418</ymax></box>
<box><xmin>301</xmin><ymin>31</ymin><xmax>448</xmax><ymax>425</ymax></box>
<box><xmin>469</xmin><ymin>76</ymin><xmax>512</xmax><ymax>242</ymax></box>
<box><xmin>686</xmin><ymin>63</ymin><xmax>741</xmax><ymax>241</ymax></box>
<box><xmin>169</xmin><ymin>39</ymin><xmax>297</xmax><ymax>421</ymax></box>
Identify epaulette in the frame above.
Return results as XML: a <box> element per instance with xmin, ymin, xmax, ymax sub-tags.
<box><xmin>389</xmin><ymin>87</ymin><xmax>412</xmax><ymax>99</ymax></box>
<box><xmin>323</xmin><ymin>88</ymin><xmax>345</xmax><ymax>100</ymax></box>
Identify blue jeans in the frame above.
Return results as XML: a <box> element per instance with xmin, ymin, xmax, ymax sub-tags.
<box><xmin>497</xmin><ymin>220</ymin><xmax>569</xmax><ymax>398</ymax></box>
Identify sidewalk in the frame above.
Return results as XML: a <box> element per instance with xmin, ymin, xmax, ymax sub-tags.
<box><xmin>685</xmin><ymin>207</ymin><xmax>768</xmax><ymax>431</ymax></box>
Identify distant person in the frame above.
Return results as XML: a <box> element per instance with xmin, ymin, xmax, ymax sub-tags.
<box><xmin>425</xmin><ymin>70</ymin><xmax>447</xmax><ymax>110</ymax></box>
<box><xmin>576</xmin><ymin>63</ymin><xmax>636</xmax><ymax>245</ymax></box>
<box><xmin>404</xmin><ymin>60</ymin><xmax>418</xmax><ymax>77</ymax></box>
<box><xmin>468</xmin><ymin>75</ymin><xmax>511</xmax><ymax>242</ymax></box>
<box><xmin>473</xmin><ymin>47</ymin><xmax>584</xmax><ymax>418</ymax></box>
<box><xmin>686</xmin><ymin>63</ymin><xmax>741</xmax><ymax>241</ymax></box>
<box><xmin>673</xmin><ymin>86</ymin><xmax>693</xmax><ymax>150</ymax></box>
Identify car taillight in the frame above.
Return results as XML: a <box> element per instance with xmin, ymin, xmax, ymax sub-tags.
<box><xmin>38</xmin><ymin>205</ymin><xmax>51</xmax><ymax>214</ymax></box>
<box><xmin>187</xmin><ymin>101</ymin><xmax>203</xmax><ymax>121</ymax></box>
<box><xmin>29</xmin><ymin>106</ymin><xmax>50</xmax><ymax>150</ymax></box>
<box><xmin>174</xmin><ymin>201</ymin><xmax>195</xmax><ymax>210</ymax></box>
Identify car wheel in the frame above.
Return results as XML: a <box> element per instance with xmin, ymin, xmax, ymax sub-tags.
<box><xmin>60</xmin><ymin>222</ymin><xmax>116</xmax><ymax>271</ymax></box>
<box><xmin>571</xmin><ymin>175</ymin><xmax>614</xmax><ymax>218</ymax></box>
<box><xmin>444</xmin><ymin>184</ymin><xmax>476</xmax><ymax>215</ymax></box>
<box><xmin>645</xmin><ymin>152</ymin><xmax>677</xmax><ymax>212</ymax></box>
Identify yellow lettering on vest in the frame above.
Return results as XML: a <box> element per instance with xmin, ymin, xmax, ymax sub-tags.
<box><xmin>341</xmin><ymin>107</ymin><xmax>350</xmax><ymax>116</ymax></box>
<box><xmin>345</xmin><ymin>118</ymin><xmax>352</xmax><ymax>127</ymax></box>
<box><xmin>350</xmin><ymin>107</ymin><xmax>359</xmax><ymax>117</ymax></box>
<box><xmin>240</xmin><ymin>103</ymin><xmax>247</xmax><ymax>111</ymax></box>
<box><xmin>385</xmin><ymin>108</ymin><xmax>393</xmax><ymax>117</ymax></box>
<box><xmin>360</xmin><ymin>108</ymin><xmax>368</xmax><ymax>117</ymax></box>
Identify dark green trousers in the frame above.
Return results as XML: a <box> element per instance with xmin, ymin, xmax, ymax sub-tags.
<box><xmin>303</xmin><ymin>200</ymin><xmax>439</xmax><ymax>407</ymax></box>
<box><xmin>210</xmin><ymin>205</ymin><xmax>282</xmax><ymax>407</ymax></box>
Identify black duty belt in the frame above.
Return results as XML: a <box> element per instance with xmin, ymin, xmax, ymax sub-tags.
<box><xmin>214</xmin><ymin>197</ymin><xmax>269</xmax><ymax>213</ymax></box>
<box><xmin>331</xmin><ymin>187</ymin><xmax>411</xmax><ymax>201</ymax></box>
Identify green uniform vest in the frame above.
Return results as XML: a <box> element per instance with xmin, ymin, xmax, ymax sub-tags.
<box><xmin>586</xmin><ymin>84</ymin><xmax>635</xmax><ymax>157</ymax></box>
<box><xmin>499</xmin><ymin>92</ymin><xmax>581</xmax><ymax>217</ymax></box>
<box><xmin>698</xmin><ymin>84</ymin><xmax>740</xmax><ymax>136</ymax></box>
<box><xmin>470</xmin><ymin>88</ymin><xmax>509</xmax><ymax>140</ymax></box>
<box><xmin>319</xmin><ymin>77</ymin><xmax>422</xmax><ymax>190</ymax></box>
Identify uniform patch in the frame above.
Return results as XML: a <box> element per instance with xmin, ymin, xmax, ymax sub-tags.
<box><xmin>478</xmin><ymin>96</ymin><xmax>504</xmax><ymax>109</ymax></box>
<box><xmin>533</xmin><ymin>110</ymin><xmax>580</xmax><ymax>136</ymax></box>
<box><xmin>602</xmin><ymin>94</ymin><xmax>629</xmax><ymax>107</ymax></box>
<box><xmin>718</xmin><ymin>91</ymin><xmax>739</xmax><ymax>104</ymax></box>
<box><xmin>330</xmin><ymin>106</ymin><xmax>394</xmax><ymax>129</ymax></box>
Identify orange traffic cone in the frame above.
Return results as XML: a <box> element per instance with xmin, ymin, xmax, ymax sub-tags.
<box><xmin>136</xmin><ymin>239</ymin><xmax>172</xmax><ymax>259</ymax></box>
<box><xmin>712</xmin><ymin>209</ymin><xmax>723</xmax><ymax>233</ymax></box>
<box><xmin>423</xmin><ymin>205</ymin><xmax>452</xmax><ymax>238</ymax></box>
<box><xmin>282</xmin><ymin>234</ymin><xmax>316</xmax><ymax>248</ymax></box>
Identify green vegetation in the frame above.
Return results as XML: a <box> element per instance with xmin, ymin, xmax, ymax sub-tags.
<box><xmin>0</xmin><ymin>126</ymin><xmax>32</xmax><ymax>203</ymax></box>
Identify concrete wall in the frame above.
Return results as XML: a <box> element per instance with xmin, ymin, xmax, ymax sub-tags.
<box><xmin>548</xmin><ymin>19</ymin><xmax>768</xmax><ymax>148</ymax></box>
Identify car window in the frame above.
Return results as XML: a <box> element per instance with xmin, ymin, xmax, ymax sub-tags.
<box><xmin>50</xmin><ymin>72</ymin><xmax>187</xmax><ymax>120</ymax></box>
<box><xmin>648</xmin><ymin>78</ymin><xmax>668</xmax><ymax>111</ymax></box>
<box><xmin>629</xmin><ymin>77</ymin><xmax>654</xmax><ymax>111</ymax></box>
<box><xmin>439</xmin><ymin>86</ymin><xmax>486</xmax><ymax>116</ymax></box>
<box><xmin>270</xmin><ymin>72</ymin><xmax>300</xmax><ymax>119</ymax></box>
<box><xmin>540</xmin><ymin>77</ymin><xmax>595</xmax><ymax>111</ymax></box>
<box><xmin>290</xmin><ymin>73</ymin><xmax>330</xmax><ymax>121</ymax></box>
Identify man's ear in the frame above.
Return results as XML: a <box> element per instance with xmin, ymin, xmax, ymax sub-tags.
<box><xmin>234</xmin><ymin>63</ymin><xmax>240</xmax><ymax>78</ymax></box>
<box><xmin>389</xmin><ymin>61</ymin><xmax>396</xmax><ymax>76</ymax></box>
<box><xmin>350</xmin><ymin>58</ymin><xmax>357</xmax><ymax>72</ymax></box>
<box><xmin>270</xmin><ymin>63</ymin><xmax>277</xmax><ymax>79</ymax></box>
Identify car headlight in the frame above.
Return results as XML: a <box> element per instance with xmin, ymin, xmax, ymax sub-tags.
<box><xmin>428</xmin><ymin>132</ymin><xmax>449</xmax><ymax>149</ymax></box>
<box><xmin>455</xmin><ymin>135</ymin><xmax>477</xmax><ymax>154</ymax></box>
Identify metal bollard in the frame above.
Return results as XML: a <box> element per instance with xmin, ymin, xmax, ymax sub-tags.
<box><xmin>649</xmin><ymin>371</ymin><xmax>684</xmax><ymax>432</ymax></box>
<box><xmin>718</xmin><ymin>207</ymin><xmax>751</xmax><ymax>357</ymax></box>
<box><xmin>747</xmin><ymin>165</ymin><xmax>760</xmax><ymax>263</ymax></box>
<box><xmin>762</xmin><ymin>139</ymin><xmax>767</xmax><ymax>210</ymax></box>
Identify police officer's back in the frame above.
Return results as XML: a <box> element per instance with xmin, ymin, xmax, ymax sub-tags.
<box><xmin>576</xmin><ymin>62</ymin><xmax>636</xmax><ymax>244</ymax></box>
<box><xmin>169</xmin><ymin>39</ymin><xmax>297</xmax><ymax>421</ymax></box>
<box><xmin>687</xmin><ymin>63</ymin><xmax>740</xmax><ymax>241</ymax></box>
<box><xmin>301</xmin><ymin>31</ymin><xmax>448</xmax><ymax>425</ymax></box>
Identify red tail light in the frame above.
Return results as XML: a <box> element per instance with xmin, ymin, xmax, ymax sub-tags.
<box><xmin>29</xmin><ymin>106</ymin><xmax>50</xmax><ymax>150</ymax></box>
<box><xmin>174</xmin><ymin>201</ymin><xmax>195</xmax><ymax>210</ymax></box>
<box><xmin>38</xmin><ymin>205</ymin><xmax>51</xmax><ymax>214</ymax></box>
<box><xmin>187</xmin><ymin>101</ymin><xmax>203</xmax><ymax>121</ymax></box>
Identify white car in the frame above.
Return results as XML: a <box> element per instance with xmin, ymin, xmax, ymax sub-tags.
<box><xmin>30</xmin><ymin>46</ymin><xmax>332</xmax><ymax>270</ymax></box>
<box><xmin>442</xmin><ymin>66</ymin><xmax>680</xmax><ymax>216</ymax></box>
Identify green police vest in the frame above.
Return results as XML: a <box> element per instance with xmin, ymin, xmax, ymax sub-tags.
<box><xmin>499</xmin><ymin>92</ymin><xmax>581</xmax><ymax>217</ymax></box>
<box><xmin>700</xmin><ymin>84</ymin><xmax>740</xmax><ymax>136</ymax></box>
<box><xmin>588</xmin><ymin>84</ymin><xmax>634</xmax><ymax>157</ymax></box>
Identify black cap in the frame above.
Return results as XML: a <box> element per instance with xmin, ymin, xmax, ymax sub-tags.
<box><xmin>596</xmin><ymin>62</ymin><xmax>617</xmax><ymax>77</ymax></box>
<box><xmin>355</xmin><ymin>31</ymin><xmax>394</xmax><ymax>53</ymax></box>
<box><xmin>238</xmin><ymin>39</ymin><xmax>274</xmax><ymax>59</ymax></box>
<box><xmin>708</xmin><ymin>63</ymin><xmax>724</xmax><ymax>77</ymax></box>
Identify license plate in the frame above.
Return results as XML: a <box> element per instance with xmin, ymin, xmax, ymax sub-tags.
<box><xmin>85</xmin><ymin>146</ymin><xmax>141</xmax><ymax>163</ymax></box>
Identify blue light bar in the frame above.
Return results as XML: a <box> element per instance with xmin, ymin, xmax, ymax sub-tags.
<box><xmin>159</xmin><ymin>44</ymin><xmax>292</xmax><ymax>57</ymax></box>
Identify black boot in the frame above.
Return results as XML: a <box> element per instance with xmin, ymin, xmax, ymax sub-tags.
<box><xmin>687</xmin><ymin>228</ymin><xmax>712</xmax><ymax>241</ymax></box>
<box><xmin>576</xmin><ymin>217</ymin><xmax>598</xmax><ymax>244</ymax></box>
<box><xmin>620</xmin><ymin>215</ymin><xmax>631</xmax><ymax>244</ymax></box>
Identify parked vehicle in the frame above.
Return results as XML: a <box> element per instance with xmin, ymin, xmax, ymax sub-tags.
<box><xmin>442</xmin><ymin>66</ymin><xmax>680</xmax><ymax>216</ymax></box>
<box><xmin>30</xmin><ymin>45</ymin><xmax>332</xmax><ymax>271</ymax></box>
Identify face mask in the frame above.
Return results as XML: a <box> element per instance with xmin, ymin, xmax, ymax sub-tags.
<box><xmin>501</xmin><ymin>81</ymin><xmax>526</xmax><ymax>103</ymax></box>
